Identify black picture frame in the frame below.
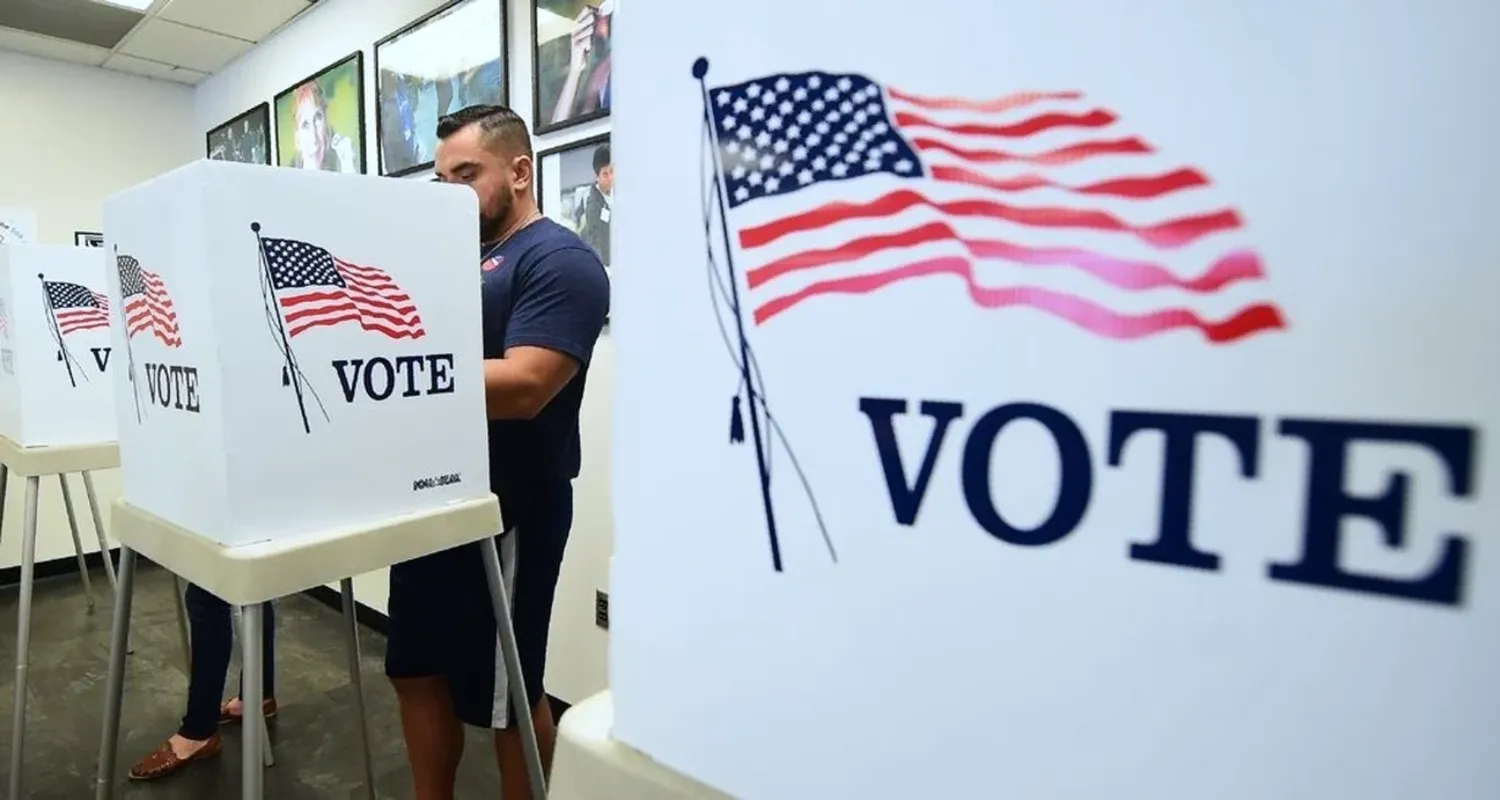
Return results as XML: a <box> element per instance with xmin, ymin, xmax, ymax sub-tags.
<box><xmin>272</xmin><ymin>51</ymin><xmax>367</xmax><ymax>174</ymax></box>
<box><xmin>375</xmin><ymin>0</ymin><xmax>508</xmax><ymax>178</ymax></box>
<box><xmin>73</xmin><ymin>231</ymin><xmax>104</xmax><ymax>248</ymax></box>
<box><xmin>205</xmin><ymin>102</ymin><xmax>272</xmax><ymax>165</ymax></box>
<box><xmin>536</xmin><ymin>132</ymin><xmax>611</xmax><ymax>267</ymax></box>
<box><xmin>531</xmin><ymin>0</ymin><xmax>613</xmax><ymax>135</ymax></box>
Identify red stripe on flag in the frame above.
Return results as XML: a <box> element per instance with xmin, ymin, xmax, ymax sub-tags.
<box><xmin>893</xmin><ymin>108</ymin><xmax>1117</xmax><ymax>139</ymax></box>
<box><xmin>910</xmin><ymin>136</ymin><xmax>1153</xmax><ymax>166</ymax></box>
<box><xmin>752</xmin><ymin>255</ymin><xmax>1286</xmax><ymax>343</ymax></box>
<box><xmin>929</xmin><ymin>164</ymin><xmax>1209</xmax><ymax>200</ymax></box>
<box><xmin>885</xmin><ymin>88</ymin><xmax>1083</xmax><ymax>114</ymax></box>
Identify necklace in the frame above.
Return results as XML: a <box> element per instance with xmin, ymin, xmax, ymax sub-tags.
<box><xmin>481</xmin><ymin>211</ymin><xmax>542</xmax><ymax>261</ymax></box>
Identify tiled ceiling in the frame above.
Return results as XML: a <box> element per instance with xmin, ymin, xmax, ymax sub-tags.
<box><xmin>0</xmin><ymin>0</ymin><xmax>315</xmax><ymax>85</ymax></box>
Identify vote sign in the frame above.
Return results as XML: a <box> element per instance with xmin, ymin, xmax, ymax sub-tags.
<box><xmin>609</xmin><ymin>2</ymin><xmax>1499</xmax><ymax>799</ymax></box>
<box><xmin>0</xmin><ymin>244</ymin><xmax>116</xmax><ymax>447</ymax></box>
<box><xmin>103</xmin><ymin>160</ymin><xmax>490</xmax><ymax>547</ymax></box>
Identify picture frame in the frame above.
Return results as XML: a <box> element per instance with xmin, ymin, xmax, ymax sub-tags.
<box><xmin>536</xmin><ymin>133</ymin><xmax>612</xmax><ymax>269</ymax></box>
<box><xmin>375</xmin><ymin>0</ymin><xmax>508</xmax><ymax>177</ymax></box>
<box><xmin>206</xmin><ymin>102</ymin><xmax>271</xmax><ymax>165</ymax></box>
<box><xmin>273</xmin><ymin>51</ymin><xmax>367</xmax><ymax>174</ymax></box>
<box><xmin>531</xmin><ymin>0</ymin><xmax>613</xmax><ymax>135</ymax></box>
<box><xmin>73</xmin><ymin>231</ymin><xmax>104</xmax><ymax>248</ymax></box>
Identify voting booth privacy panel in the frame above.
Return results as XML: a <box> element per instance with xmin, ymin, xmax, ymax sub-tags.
<box><xmin>0</xmin><ymin>244</ymin><xmax>117</xmax><ymax>447</ymax></box>
<box><xmin>103</xmin><ymin>160</ymin><xmax>490</xmax><ymax>547</ymax></box>
<box><xmin>609</xmin><ymin>1</ymin><xmax>1500</xmax><ymax>798</ymax></box>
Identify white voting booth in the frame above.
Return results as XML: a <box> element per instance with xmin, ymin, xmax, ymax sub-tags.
<box><xmin>600</xmin><ymin>1</ymin><xmax>1500</xmax><ymax>799</ymax></box>
<box><xmin>91</xmin><ymin>160</ymin><xmax>545</xmax><ymax>800</ymax></box>
<box><xmin>0</xmin><ymin>243</ymin><xmax>123</xmax><ymax>799</ymax></box>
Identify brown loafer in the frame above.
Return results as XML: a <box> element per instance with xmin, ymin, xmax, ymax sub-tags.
<box><xmin>219</xmin><ymin>697</ymin><xmax>278</xmax><ymax>725</ymax></box>
<box><xmin>128</xmin><ymin>733</ymin><xmax>222</xmax><ymax>781</ymax></box>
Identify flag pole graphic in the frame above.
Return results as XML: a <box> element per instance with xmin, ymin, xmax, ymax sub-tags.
<box><xmin>251</xmin><ymin>222</ymin><xmax>311</xmax><ymax>434</ymax></box>
<box><xmin>693</xmin><ymin>57</ymin><xmax>785</xmax><ymax>573</ymax></box>
<box><xmin>114</xmin><ymin>248</ymin><xmax>143</xmax><ymax>423</ymax></box>
<box><xmin>37</xmin><ymin>273</ymin><xmax>79</xmax><ymax>388</ymax></box>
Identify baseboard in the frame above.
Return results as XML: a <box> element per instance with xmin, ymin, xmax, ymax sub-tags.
<box><xmin>0</xmin><ymin>547</ymin><xmax>121</xmax><ymax>588</ymax></box>
<box><xmin>301</xmin><ymin>584</ymin><xmax>573</xmax><ymax>721</ymax></box>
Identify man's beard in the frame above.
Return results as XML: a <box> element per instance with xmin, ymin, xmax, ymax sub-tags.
<box><xmin>479</xmin><ymin>191</ymin><xmax>514</xmax><ymax>243</ymax></box>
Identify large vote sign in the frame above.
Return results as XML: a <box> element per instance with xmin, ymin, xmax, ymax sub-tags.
<box><xmin>0</xmin><ymin>245</ymin><xmax>116</xmax><ymax>447</ymax></box>
<box><xmin>609</xmin><ymin>2</ymin><xmax>1500</xmax><ymax>798</ymax></box>
<box><xmin>103</xmin><ymin>160</ymin><xmax>490</xmax><ymax>547</ymax></box>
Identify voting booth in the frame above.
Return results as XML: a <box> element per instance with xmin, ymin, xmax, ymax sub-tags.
<box><xmin>0</xmin><ymin>244</ymin><xmax>117</xmax><ymax>447</ymax></box>
<box><xmin>92</xmin><ymin>160</ymin><xmax>547</xmax><ymax>800</ymax></box>
<box><xmin>605</xmin><ymin>1</ymin><xmax>1500</xmax><ymax>798</ymax></box>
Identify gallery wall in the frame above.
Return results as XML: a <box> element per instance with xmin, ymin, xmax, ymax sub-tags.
<box><xmin>191</xmin><ymin>0</ymin><xmax>613</xmax><ymax>704</ymax></box>
<box><xmin>0</xmin><ymin>50</ymin><xmax>198</xmax><ymax>571</ymax></box>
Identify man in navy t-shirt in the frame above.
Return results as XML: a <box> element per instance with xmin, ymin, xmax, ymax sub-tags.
<box><xmin>384</xmin><ymin>104</ymin><xmax>609</xmax><ymax>800</ymax></box>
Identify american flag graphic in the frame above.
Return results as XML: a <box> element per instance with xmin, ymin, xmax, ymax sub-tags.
<box><xmin>262</xmin><ymin>237</ymin><xmax>425</xmax><ymax>340</ymax></box>
<box><xmin>707</xmin><ymin>71</ymin><xmax>1286</xmax><ymax>342</ymax></box>
<box><xmin>43</xmin><ymin>280</ymin><xmax>110</xmax><ymax>335</ymax></box>
<box><xmin>118</xmin><ymin>255</ymin><xmax>183</xmax><ymax>347</ymax></box>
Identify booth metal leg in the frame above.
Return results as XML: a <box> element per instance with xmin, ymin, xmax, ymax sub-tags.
<box><xmin>231</xmin><ymin>607</ymin><xmax>274</xmax><ymax>768</ymax></box>
<box><xmin>58</xmin><ymin>473</ymin><xmax>96</xmax><ymax>611</ymax></box>
<box><xmin>339</xmin><ymin>578</ymin><xmax>377</xmax><ymax>799</ymax></box>
<box><xmin>240</xmin><ymin>604</ymin><xmax>266</xmax><ymax>800</ymax></box>
<box><xmin>6</xmin><ymin>476</ymin><xmax>40</xmax><ymax>800</ymax></box>
<box><xmin>94</xmin><ymin>547</ymin><xmax>136</xmax><ymax>800</ymax></box>
<box><xmin>80</xmin><ymin>471</ymin><xmax>118</xmax><ymax>591</ymax></box>
<box><xmin>171</xmin><ymin>575</ymin><xmax>190</xmax><ymax>672</ymax></box>
<box><xmin>479</xmin><ymin>535</ymin><xmax>547</xmax><ymax>800</ymax></box>
<box><xmin>0</xmin><ymin>464</ymin><xmax>8</xmax><ymax>552</ymax></box>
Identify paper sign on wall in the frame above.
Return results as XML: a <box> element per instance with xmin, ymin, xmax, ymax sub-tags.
<box><xmin>0</xmin><ymin>245</ymin><xmax>117</xmax><ymax>447</ymax></box>
<box><xmin>0</xmin><ymin>208</ymin><xmax>38</xmax><ymax>245</ymax></box>
<box><xmin>608</xmin><ymin>1</ymin><xmax>1500</xmax><ymax>798</ymax></box>
<box><xmin>104</xmin><ymin>160</ymin><xmax>491</xmax><ymax>548</ymax></box>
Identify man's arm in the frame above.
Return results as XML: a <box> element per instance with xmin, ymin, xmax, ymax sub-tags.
<box><xmin>484</xmin><ymin>247</ymin><xmax>609</xmax><ymax>420</ymax></box>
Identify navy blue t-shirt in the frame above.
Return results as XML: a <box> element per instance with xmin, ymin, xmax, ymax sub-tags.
<box><xmin>481</xmin><ymin>218</ymin><xmax>609</xmax><ymax>494</ymax></box>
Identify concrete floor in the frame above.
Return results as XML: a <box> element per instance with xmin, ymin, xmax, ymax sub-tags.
<box><xmin>0</xmin><ymin>562</ymin><xmax>505</xmax><ymax>798</ymax></box>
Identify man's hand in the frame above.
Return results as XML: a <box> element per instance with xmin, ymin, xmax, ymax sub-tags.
<box><xmin>483</xmin><ymin>346</ymin><xmax>580</xmax><ymax>420</ymax></box>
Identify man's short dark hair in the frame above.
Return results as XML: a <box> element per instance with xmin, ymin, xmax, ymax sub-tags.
<box><xmin>592</xmin><ymin>144</ymin><xmax>611</xmax><ymax>174</ymax></box>
<box><xmin>436</xmin><ymin>104</ymin><xmax>533</xmax><ymax>158</ymax></box>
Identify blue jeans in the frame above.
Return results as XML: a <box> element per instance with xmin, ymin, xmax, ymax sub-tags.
<box><xmin>178</xmin><ymin>584</ymin><xmax>275</xmax><ymax>740</ymax></box>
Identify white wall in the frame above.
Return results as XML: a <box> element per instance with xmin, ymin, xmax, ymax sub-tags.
<box><xmin>0</xmin><ymin>51</ymin><xmax>197</xmax><ymax>571</ymax></box>
<box><xmin>193</xmin><ymin>0</ymin><xmax>612</xmax><ymax>704</ymax></box>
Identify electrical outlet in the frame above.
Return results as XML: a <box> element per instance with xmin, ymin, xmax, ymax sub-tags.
<box><xmin>594</xmin><ymin>590</ymin><xmax>610</xmax><ymax>630</ymax></box>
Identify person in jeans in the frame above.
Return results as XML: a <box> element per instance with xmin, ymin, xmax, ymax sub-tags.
<box><xmin>127</xmin><ymin>585</ymin><xmax>276</xmax><ymax>780</ymax></box>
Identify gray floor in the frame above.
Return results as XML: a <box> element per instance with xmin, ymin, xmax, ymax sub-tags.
<box><xmin>0</xmin><ymin>562</ymin><xmax>504</xmax><ymax>798</ymax></box>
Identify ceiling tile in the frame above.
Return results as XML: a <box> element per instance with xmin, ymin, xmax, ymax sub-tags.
<box><xmin>157</xmin><ymin>0</ymin><xmax>310</xmax><ymax>42</ymax></box>
<box><xmin>0</xmin><ymin>27</ymin><xmax>109</xmax><ymax>66</ymax></box>
<box><xmin>117</xmin><ymin>17</ymin><xmax>251</xmax><ymax>73</ymax></box>
<box><xmin>102</xmin><ymin>52</ymin><xmax>178</xmax><ymax>79</ymax></box>
<box><xmin>161</xmin><ymin>67</ymin><xmax>208</xmax><ymax>85</ymax></box>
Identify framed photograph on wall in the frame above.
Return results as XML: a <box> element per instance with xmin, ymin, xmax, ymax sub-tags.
<box><xmin>376</xmin><ymin>0</ymin><xmax>507</xmax><ymax>177</ymax></box>
<box><xmin>73</xmin><ymin>231</ymin><xmax>104</xmax><ymax>248</ymax></box>
<box><xmin>273</xmin><ymin>52</ymin><xmax>366</xmax><ymax>173</ymax></box>
<box><xmin>206</xmin><ymin>102</ymin><xmax>271</xmax><ymax>164</ymax></box>
<box><xmin>537</xmin><ymin>133</ymin><xmax>612</xmax><ymax>268</ymax></box>
<box><xmin>532</xmin><ymin>0</ymin><xmax>613</xmax><ymax>134</ymax></box>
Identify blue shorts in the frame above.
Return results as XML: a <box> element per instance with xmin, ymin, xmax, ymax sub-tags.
<box><xmin>384</xmin><ymin>480</ymin><xmax>573</xmax><ymax>729</ymax></box>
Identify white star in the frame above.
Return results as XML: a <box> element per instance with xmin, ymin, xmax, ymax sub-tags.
<box><xmin>754</xmin><ymin>131</ymin><xmax>772</xmax><ymax>147</ymax></box>
<box><xmin>758</xmin><ymin>154</ymin><xmax>775</xmax><ymax>170</ymax></box>
<box><xmin>792</xmin><ymin>145</ymin><xmax>808</xmax><ymax>160</ymax></box>
<box><xmin>851</xmin><ymin>139</ymin><xmax>867</xmax><ymax>152</ymax></box>
<box><xmin>716</xmin><ymin>91</ymin><xmax>731</xmax><ymax>106</ymax></box>
<box><xmin>732</xmin><ymin>165</ymin><xmax>747</xmax><ymax>179</ymax></box>
<box><xmin>778</xmin><ymin>161</ymin><xmax>794</xmax><ymax>176</ymax></box>
<box><xmin>881</xmin><ymin>141</ymin><xmax>898</xmax><ymax>154</ymax></box>
<box><xmin>774</xmin><ymin>76</ymin><xmax>790</xmax><ymax>92</ymax></box>
<box><xmin>839</xmin><ymin>100</ymin><xmax>853</xmax><ymax>114</ymax></box>
<box><xmin>722</xmin><ymin>116</ymin><xmax>737</xmax><ymax>129</ymax></box>
<box><xmin>793</xmin><ymin>87</ymin><xmax>808</xmax><ymax>101</ymax></box>
<box><xmin>853</xmin><ymin>110</ymin><xmax>868</xmax><ymax>124</ymax></box>
<box><xmin>834</xmin><ymin>131</ymin><xmax>848</xmax><ymax>144</ymax></box>
<box><xmin>812</xmin><ymin>156</ymin><xmax>828</xmax><ymax>171</ymax></box>
<box><xmin>808</xmin><ymin>75</ymin><xmax>822</xmax><ymax>88</ymax></box>
<box><xmin>761</xmin><ymin>91</ymin><xmax>776</xmax><ymax>105</ymax></box>
<box><xmin>736</xmin><ymin>126</ymin><xmax>752</xmax><ymax>140</ymax></box>
<box><xmin>843</xmin><ymin>121</ymin><xmax>859</xmax><ymax>134</ymax></box>
<box><xmin>733</xmin><ymin>98</ymin><xmax>749</xmax><ymax>113</ymax></box>
<box><xmin>735</xmin><ymin>186</ymin><xmax>750</xmax><ymax>201</ymax></box>
<box><xmin>778</xmin><ymin>100</ymin><xmax>793</xmax><ymax>115</ymax></box>
<box><xmin>831</xmin><ymin>162</ymin><xmax>849</xmax><ymax>177</ymax></box>
<box><xmin>895</xmin><ymin>158</ymin><xmax>914</xmax><ymax>172</ymax></box>
<box><xmin>772</xmin><ymin>139</ymin><xmax>789</xmax><ymax>153</ymax></box>
<box><xmin>725</xmin><ymin>140</ymin><xmax>740</xmax><ymax>154</ymax></box>
<box><xmin>743</xmin><ymin>147</ymin><xmax>759</xmax><ymax>162</ymax></box>
<box><xmin>786</xmin><ymin>125</ymin><xmax>802</xmax><ymax>139</ymax></box>
<box><xmin>872</xmin><ymin>122</ymin><xmax>889</xmax><ymax>135</ymax></box>
<box><xmin>866</xmin><ymin>102</ymin><xmax>881</xmax><ymax>115</ymax></box>
<box><xmin>750</xmin><ymin>106</ymin><xmax>765</xmax><ymax>122</ymax></box>
<box><xmin>765</xmin><ymin>177</ymin><xmax>781</xmax><ymax>192</ymax></box>
<box><xmin>798</xmin><ymin>169</ymin><xmax>814</xmax><ymax>184</ymax></box>
<box><xmin>805</xmin><ymin>133</ymin><xmax>822</xmax><ymax>146</ymax></box>
<box><xmin>837</xmin><ymin>76</ymin><xmax>853</xmax><ymax>91</ymax></box>
<box><xmin>824</xmin><ymin>87</ymin><xmax>839</xmax><ymax>101</ymax></box>
<box><xmin>864</xmin><ymin>158</ymin><xmax>883</xmax><ymax>172</ymax></box>
<box><xmin>748</xmin><ymin>171</ymin><xmax>763</xmax><ymax>186</ymax></box>
<box><xmin>746</xmin><ymin>83</ymin><xmax>762</xmax><ymax>97</ymax></box>
<box><xmin>844</xmin><ymin>150</ymin><xmax>860</xmax><ymax>163</ymax></box>
<box><xmin>815</xmin><ymin>121</ymin><xmax>830</xmax><ymax>134</ymax></box>
<box><xmin>796</xmin><ymin>110</ymin><xmax>813</xmax><ymax>125</ymax></box>
<box><xmin>767</xmin><ymin>115</ymin><xmax>783</xmax><ymax>130</ymax></box>
<box><xmin>859</xmin><ymin>130</ymin><xmax>875</xmax><ymax>143</ymax></box>
<box><xmin>825</xmin><ymin>143</ymin><xmax>842</xmax><ymax>157</ymax></box>
<box><xmin>811</xmin><ymin>99</ymin><xmax>825</xmax><ymax>112</ymax></box>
